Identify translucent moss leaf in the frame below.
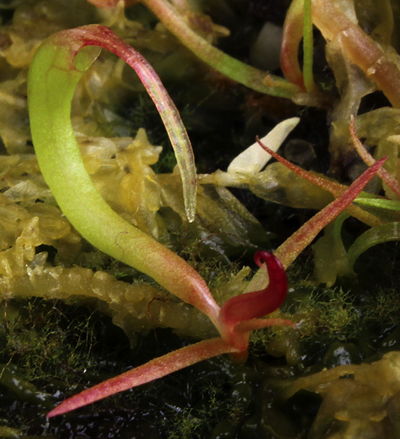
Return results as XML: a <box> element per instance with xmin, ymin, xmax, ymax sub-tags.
<box><xmin>0</xmin><ymin>75</ymin><xmax>30</xmax><ymax>154</ymax></box>
<box><xmin>0</xmin><ymin>216</ymin><xmax>215</xmax><ymax>339</ymax></box>
<box><xmin>283</xmin><ymin>351</ymin><xmax>400</xmax><ymax>439</ymax></box>
<box><xmin>0</xmin><ymin>150</ymin><xmax>218</xmax><ymax>340</ymax></box>
<box><xmin>312</xmin><ymin>213</ymin><xmax>352</xmax><ymax>286</ymax></box>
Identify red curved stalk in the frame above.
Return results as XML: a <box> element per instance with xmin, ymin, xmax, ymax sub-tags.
<box><xmin>349</xmin><ymin>117</ymin><xmax>400</xmax><ymax>199</ymax></box>
<box><xmin>256</xmin><ymin>137</ymin><xmax>382</xmax><ymax>228</ymax></box>
<box><xmin>58</xmin><ymin>25</ymin><xmax>197</xmax><ymax>222</ymax></box>
<box><xmin>275</xmin><ymin>158</ymin><xmax>386</xmax><ymax>268</ymax></box>
<box><xmin>46</xmin><ymin>250</ymin><xmax>292</xmax><ymax>417</ymax></box>
<box><xmin>281</xmin><ymin>0</ymin><xmax>306</xmax><ymax>89</ymax></box>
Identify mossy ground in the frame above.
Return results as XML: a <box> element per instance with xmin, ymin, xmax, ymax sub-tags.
<box><xmin>2</xmin><ymin>240</ymin><xmax>400</xmax><ymax>438</ymax></box>
<box><xmin>0</xmin><ymin>299</ymin><xmax>277</xmax><ymax>438</ymax></box>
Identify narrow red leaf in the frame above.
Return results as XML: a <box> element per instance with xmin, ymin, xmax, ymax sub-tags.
<box><xmin>275</xmin><ymin>158</ymin><xmax>386</xmax><ymax>268</ymax></box>
<box><xmin>256</xmin><ymin>137</ymin><xmax>347</xmax><ymax>196</ymax></box>
<box><xmin>47</xmin><ymin>337</ymin><xmax>236</xmax><ymax>418</ymax></box>
<box><xmin>349</xmin><ymin>117</ymin><xmax>400</xmax><ymax>199</ymax></box>
<box><xmin>256</xmin><ymin>137</ymin><xmax>382</xmax><ymax>227</ymax></box>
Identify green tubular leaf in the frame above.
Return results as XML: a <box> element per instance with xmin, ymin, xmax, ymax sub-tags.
<box><xmin>347</xmin><ymin>222</ymin><xmax>400</xmax><ymax>268</ymax></box>
<box><xmin>27</xmin><ymin>26</ymin><xmax>220</xmax><ymax>325</ymax></box>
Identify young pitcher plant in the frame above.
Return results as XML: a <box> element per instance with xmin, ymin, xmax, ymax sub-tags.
<box><xmin>28</xmin><ymin>24</ymin><xmax>385</xmax><ymax>417</ymax></box>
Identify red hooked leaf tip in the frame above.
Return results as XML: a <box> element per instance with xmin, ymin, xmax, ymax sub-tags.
<box><xmin>219</xmin><ymin>251</ymin><xmax>288</xmax><ymax>327</ymax></box>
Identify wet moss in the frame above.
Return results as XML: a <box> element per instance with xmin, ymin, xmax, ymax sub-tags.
<box><xmin>0</xmin><ymin>300</ymin><xmax>262</xmax><ymax>438</ymax></box>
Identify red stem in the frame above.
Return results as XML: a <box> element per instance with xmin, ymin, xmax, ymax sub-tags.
<box><xmin>349</xmin><ymin>117</ymin><xmax>400</xmax><ymax>199</ymax></box>
<box><xmin>312</xmin><ymin>0</ymin><xmax>400</xmax><ymax>107</ymax></box>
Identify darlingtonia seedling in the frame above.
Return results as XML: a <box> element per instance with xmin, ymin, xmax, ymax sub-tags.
<box><xmin>27</xmin><ymin>24</ymin><xmax>385</xmax><ymax>417</ymax></box>
<box><xmin>27</xmin><ymin>23</ymin><xmax>294</xmax><ymax>417</ymax></box>
<box><xmin>47</xmin><ymin>251</ymin><xmax>292</xmax><ymax>417</ymax></box>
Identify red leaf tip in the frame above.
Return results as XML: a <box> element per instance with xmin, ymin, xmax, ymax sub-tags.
<box><xmin>219</xmin><ymin>251</ymin><xmax>288</xmax><ymax>326</ymax></box>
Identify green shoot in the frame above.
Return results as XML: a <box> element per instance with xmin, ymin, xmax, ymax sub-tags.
<box><xmin>141</xmin><ymin>0</ymin><xmax>301</xmax><ymax>98</ymax></box>
<box><xmin>88</xmin><ymin>0</ymin><xmax>304</xmax><ymax>100</ymax></box>
<box><xmin>281</xmin><ymin>0</ymin><xmax>315</xmax><ymax>93</ymax></box>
